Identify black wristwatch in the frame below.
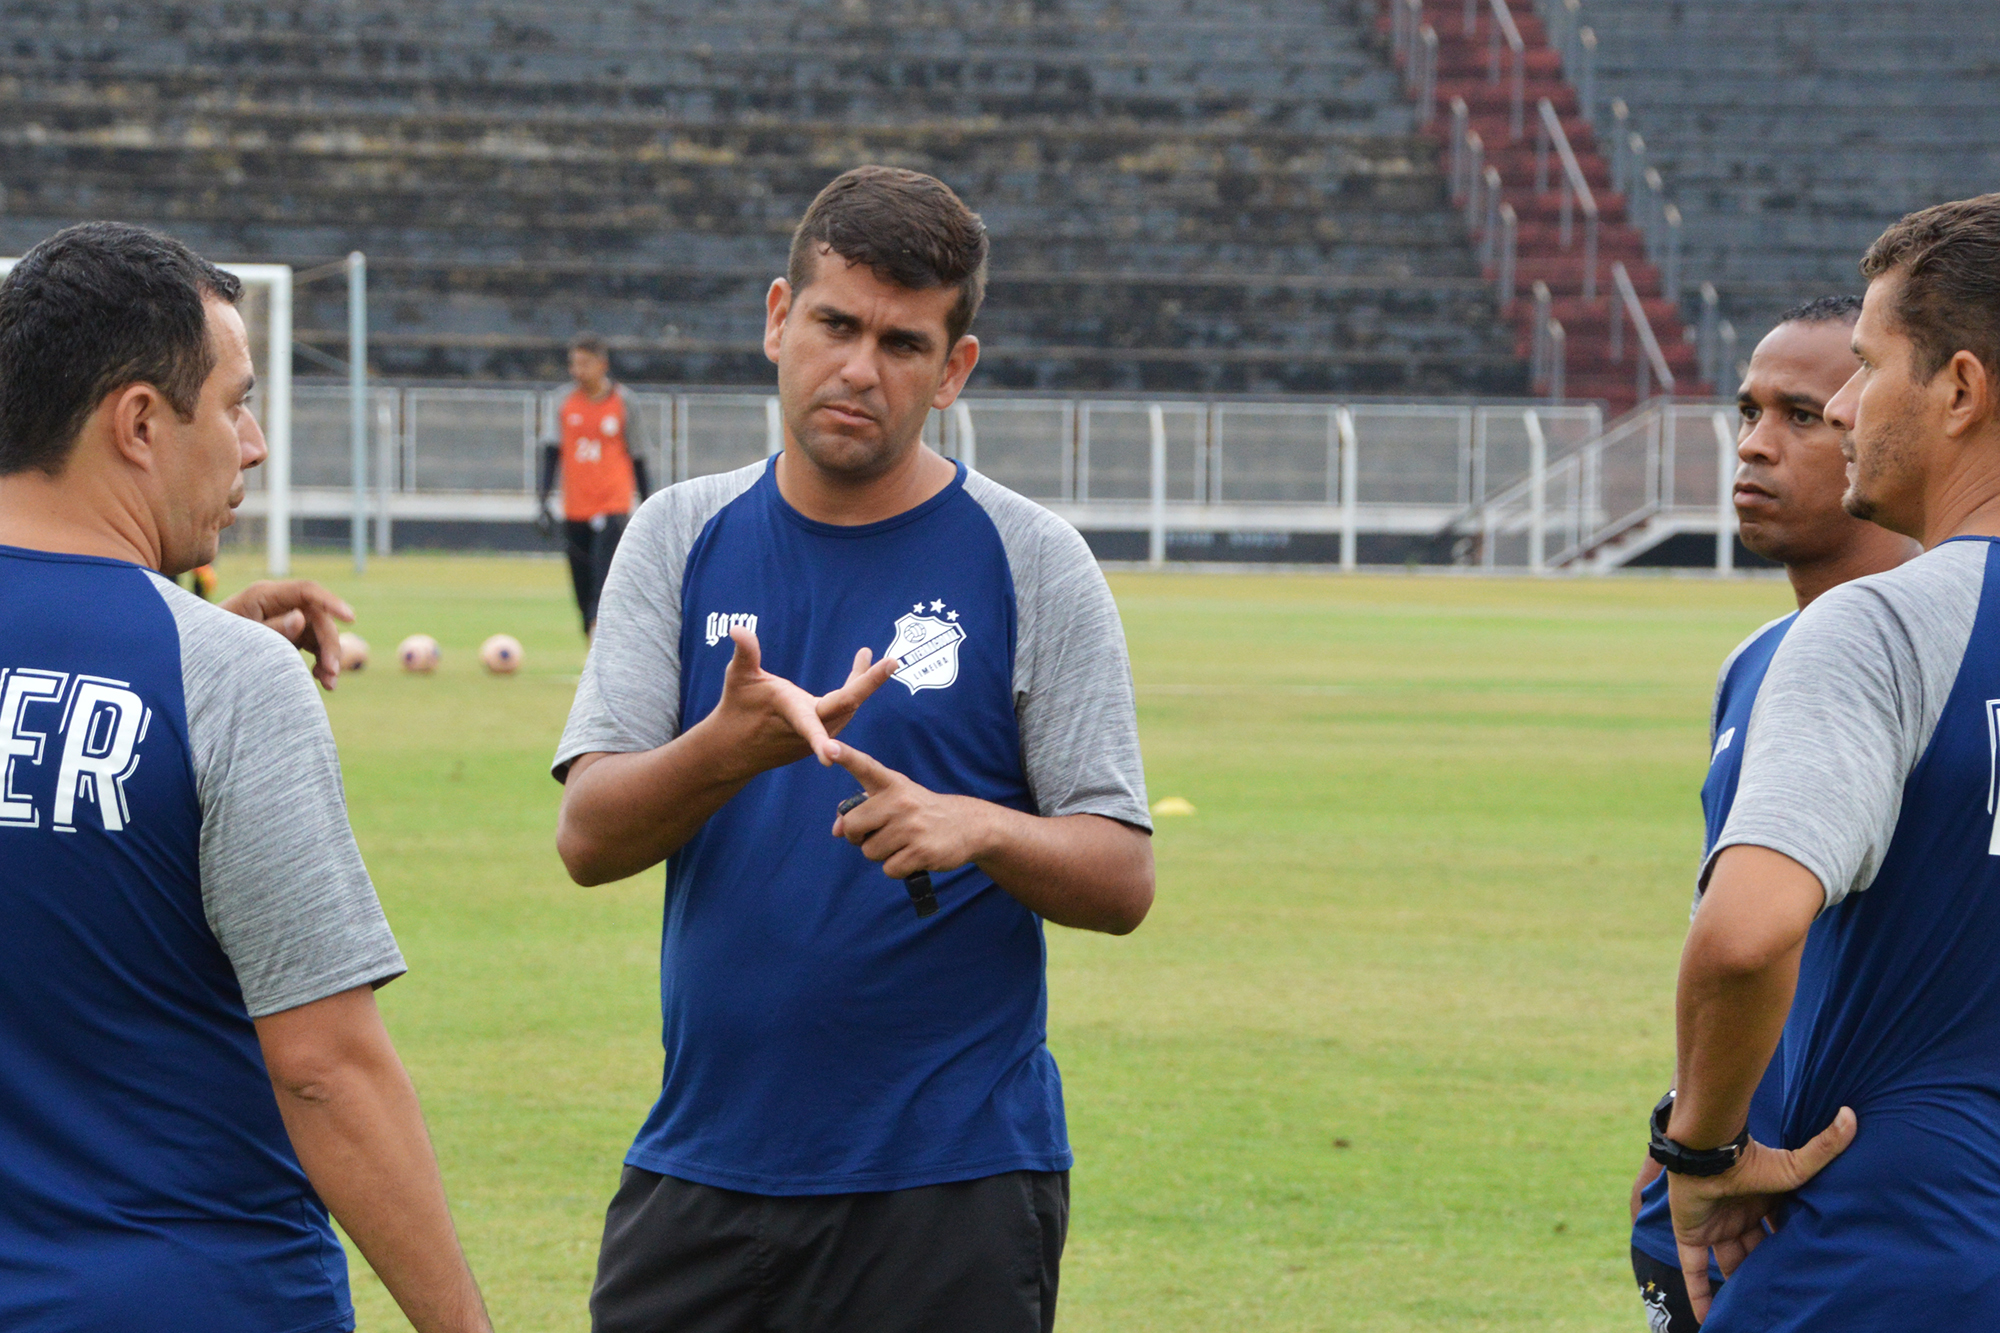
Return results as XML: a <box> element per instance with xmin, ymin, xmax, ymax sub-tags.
<box><xmin>1648</xmin><ymin>1091</ymin><xmax>1749</xmax><ymax>1177</ymax></box>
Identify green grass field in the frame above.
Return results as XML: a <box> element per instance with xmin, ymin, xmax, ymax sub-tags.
<box><xmin>209</xmin><ymin>551</ymin><xmax>1794</xmax><ymax>1331</ymax></box>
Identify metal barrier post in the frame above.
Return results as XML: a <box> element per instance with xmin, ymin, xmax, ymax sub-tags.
<box><xmin>1418</xmin><ymin>24</ymin><xmax>1439</xmax><ymax>125</ymax></box>
<box><xmin>1548</xmin><ymin>320</ymin><xmax>1566</xmax><ymax>402</ymax></box>
<box><xmin>1464</xmin><ymin>133</ymin><xmax>1486</xmax><ymax>230</ymax></box>
<box><xmin>1449</xmin><ymin>98</ymin><xmax>1470</xmax><ymax>200</ymax></box>
<box><xmin>1698</xmin><ymin>283</ymin><xmax>1720</xmax><ymax>383</ymax></box>
<box><xmin>1147</xmin><ymin>405</ymin><xmax>1167</xmax><ymax>568</ymax></box>
<box><xmin>1714</xmin><ymin>409</ymin><xmax>1737</xmax><ymax>574</ymax></box>
<box><xmin>1482</xmin><ymin>166</ymin><xmax>1503</xmax><ymax>265</ymax></box>
<box><xmin>374</xmin><ymin>397</ymin><xmax>396</xmax><ymax>556</ymax></box>
<box><xmin>1526</xmin><ymin>408</ymin><xmax>1547</xmax><ymax>573</ymax></box>
<box><xmin>346</xmin><ymin>252</ymin><xmax>367</xmax><ymax>573</ymax></box>
<box><xmin>1609</xmin><ymin>100</ymin><xmax>1631</xmax><ymax>193</ymax></box>
<box><xmin>1338</xmin><ymin>407</ymin><xmax>1359</xmax><ymax>570</ymax></box>
<box><xmin>953</xmin><ymin>401</ymin><xmax>977</xmax><ymax>471</ymax></box>
<box><xmin>1577</xmin><ymin>26</ymin><xmax>1596</xmax><ymax>124</ymax></box>
<box><xmin>1496</xmin><ymin>203</ymin><xmax>1517</xmax><ymax>308</ymax></box>
<box><xmin>764</xmin><ymin>396</ymin><xmax>783</xmax><ymax>455</ymax></box>
<box><xmin>1662</xmin><ymin>203</ymin><xmax>1682</xmax><ymax>305</ymax></box>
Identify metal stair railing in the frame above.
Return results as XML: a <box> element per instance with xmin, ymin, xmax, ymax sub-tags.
<box><xmin>1392</xmin><ymin>1</ymin><xmax>1440</xmax><ymax>125</ymax></box>
<box><xmin>1609</xmin><ymin>260</ymin><xmax>1676</xmax><ymax>401</ymax></box>
<box><xmin>1536</xmin><ymin>2</ymin><xmax>1719</xmax><ymax>333</ymax></box>
<box><xmin>1487</xmin><ymin>0</ymin><xmax>1528</xmax><ymax>141</ymax></box>
<box><xmin>1533</xmin><ymin>0</ymin><xmax>1596</xmax><ymax>122</ymax></box>
<box><xmin>1529</xmin><ymin>281</ymin><xmax>1567</xmax><ymax>401</ymax></box>
<box><xmin>1434</xmin><ymin>397</ymin><xmax>1721</xmax><ymax>570</ymax></box>
<box><xmin>1533</xmin><ymin>97</ymin><xmax>1599</xmax><ymax>300</ymax></box>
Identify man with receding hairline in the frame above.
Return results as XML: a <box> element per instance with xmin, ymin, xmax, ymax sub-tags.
<box><xmin>0</xmin><ymin>222</ymin><xmax>488</xmax><ymax>1333</ymax></box>
<box><xmin>1625</xmin><ymin>294</ymin><xmax>1917</xmax><ymax>1333</ymax></box>
<box><xmin>1661</xmin><ymin>192</ymin><xmax>2000</xmax><ymax>1331</ymax></box>
<box><xmin>555</xmin><ymin>167</ymin><xmax>1153</xmax><ymax>1332</ymax></box>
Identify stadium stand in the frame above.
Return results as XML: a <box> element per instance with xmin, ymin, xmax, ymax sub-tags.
<box><xmin>1383</xmin><ymin>0</ymin><xmax>1706</xmax><ymax>412</ymax></box>
<box><xmin>1574</xmin><ymin>0</ymin><xmax>2000</xmax><ymax>343</ymax></box>
<box><xmin>0</xmin><ymin>0</ymin><xmax>1528</xmax><ymax>397</ymax></box>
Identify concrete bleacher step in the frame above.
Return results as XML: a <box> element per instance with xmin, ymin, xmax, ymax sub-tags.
<box><xmin>1570</xmin><ymin>0</ymin><xmax>2000</xmax><ymax>338</ymax></box>
<box><xmin>0</xmin><ymin>0</ymin><xmax>1532</xmax><ymax>397</ymax></box>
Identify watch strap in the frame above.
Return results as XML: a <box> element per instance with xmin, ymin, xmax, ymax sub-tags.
<box><xmin>1648</xmin><ymin>1090</ymin><xmax>1750</xmax><ymax>1177</ymax></box>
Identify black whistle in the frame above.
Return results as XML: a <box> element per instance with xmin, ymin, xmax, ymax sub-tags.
<box><xmin>837</xmin><ymin>792</ymin><xmax>938</xmax><ymax>917</ymax></box>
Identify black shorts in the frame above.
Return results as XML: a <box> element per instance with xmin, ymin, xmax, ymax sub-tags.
<box><xmin>1633</xmin><ymin>1244</ymin><xmax>1719</xmax><ymax>1332</ymax></box>
<box><xmin>566</xmin><ymin>512</ymin><xmax>629</xmax><ymax>631</ymax></box>
<box><xmin>591</xmin><ymin>1166</ymin><xmax>1068</xmax><ymax>1333</ymax></box>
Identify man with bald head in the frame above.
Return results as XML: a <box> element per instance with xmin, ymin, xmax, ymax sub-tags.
<box><xmin>1627</xmin><ymin>295</ymin><xmax>1917</xmax><ymax>1332</ymax></box>
<box><xmin>0</xmin><ymin>222</ymin><xmax>489</xmax><ymax>1333</ymax></box>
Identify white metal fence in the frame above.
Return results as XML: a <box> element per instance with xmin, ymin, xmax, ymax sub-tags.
<box><xmin>246</xmin><ymin>384</ymin><xmax>1616</xmax><ymax>567</ymax></box>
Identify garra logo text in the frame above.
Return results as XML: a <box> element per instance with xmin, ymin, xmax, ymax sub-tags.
<box><xmin>705</xmin><ymin>612</ymin><xmax>759</xmax><ymax>647</ymax></box>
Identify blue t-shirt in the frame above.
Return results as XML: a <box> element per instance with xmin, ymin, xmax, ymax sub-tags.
<box><xmin>1631</xmin><ymin>611</ymin><xmax>1797</xmax><ymax>1267</ymax></box>
<box><xmin>0</xmin><ymin>547</ymin><xmax>404</xmax><ymax>1332</ymax></box>
<box><xmin>1703</xmin><ymin>538</ymin><xmax>2000</xmax><ymax>1329</ymax></box>
<box><xmin>555</xmin><ymin>459</ymin><xmax>1152</xmax><ymax>1194</ymax></box>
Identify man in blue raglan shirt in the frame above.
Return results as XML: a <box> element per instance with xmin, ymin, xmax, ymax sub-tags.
<box><xmin>554</xmin><ymin>167</ymin><xmax>1154</xmax><ymax>1332</ymax></box>
<box><xmin>1663</xmin><ymin>193</ymin><xmax>2000</xmax><ymax>1330</ymax></box>
<box><xmin>0</xmin><ymin>223</ymin><xmax>491</xmax><ymax>1333</ymax></box>
<box><xmin>1626</xmin><ymin>296</ymin><xmax>1917</xmax><ymax>1331</ymax></box>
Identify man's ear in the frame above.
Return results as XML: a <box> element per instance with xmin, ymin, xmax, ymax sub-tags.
<box><xmin>763</xmin><ymin>278</ymin><xmax>793</xmax><ymax>367</ymax></box>
<box><xmin>1939</xmin><ymin>349</ymin><xmax>1997</xmax><ymax>440</ymax></box>
<box><xmin>931</xmin><ymin>335</ymin><xmax>981</xmax><ymax>410</ymax></box>
<box><xmin>105</xmin><ymin>383</ymin><xmax>170</xmax><ymax>471</ymax></box>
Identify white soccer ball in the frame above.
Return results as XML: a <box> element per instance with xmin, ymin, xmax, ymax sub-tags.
<box><xmin>479</xmin><ymin>634</ymin><xmax>524</xmax><ymax>675</ymax></box>
<box><xmin>337</xmin><ymin>632</ymin><xmax>369</xmax><ymax>671</ymax></box>
<box><xmin>397</xmin><ymin>634</ymin><xmax>441</xmax><ymax>673</ymax></box>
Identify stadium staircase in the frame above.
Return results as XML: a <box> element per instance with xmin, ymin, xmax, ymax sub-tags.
<box><xmin>0</xmin><ymin>0</ymin><xmax>1529</xmax><ymax>398</ymax></box>
<box><xmin>1376</xmin><ymin>0</ymin><xmax>1706</xmax><ymax>414</ymax></box>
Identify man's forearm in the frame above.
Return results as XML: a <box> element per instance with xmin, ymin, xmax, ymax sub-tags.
<box><xmin>258</xmin><ymin>995</ymin><xmax>489</xmax><ymax>1333</ymax></box>
<box><xmin>1667</xmin><ymin>846</ymin><xmax>1822</xmax><ymax>1149</ymax></box>
<box><xmin>1670</xmin><ymin>944</ymin><xmax>1798</xmax><ymax>1147</ymax></box>
<box><xmin>558</xmin><ymin>715</ymin><xmax>758</xmax><ymax>884</ymax></box>
<box><xmin>967</xmin><ymin>805</ymin><xmax>1153</xmax><ymax>934</ymax></box>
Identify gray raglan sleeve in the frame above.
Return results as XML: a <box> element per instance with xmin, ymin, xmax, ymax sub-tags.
<box><xmin>554</xmin><ymin>492</ymin><xmax>686</xmax><ymax>777</ymax></box>
<box><xmin>169</xmin><ymin>590</ymin><xmax>405</xmax><ymax>1018</ymax></box>
<box><xmin>1705</xmin><ymin>558</ymin><xmax>1973</xmax><ymax>909</ymax></box>
<box><xmin>553</xmin><ymin>466</ymin><xmax>764</xmax><ymax>779</ymax></box>
<box><xmin>973</xmin><ymin>479</ymin><xmax>1151</xmax><ymax>829</ymax></box>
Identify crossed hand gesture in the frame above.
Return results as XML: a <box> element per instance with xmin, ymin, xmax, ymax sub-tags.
<box><xmin>715</xmin><ymin>625</ymin><xmax>901</xmax><ymax>775</ymax></box>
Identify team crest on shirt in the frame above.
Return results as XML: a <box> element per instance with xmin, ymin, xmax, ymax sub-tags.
<box><xmin>887</xmin><ymin>601</ymin><xmax>966</xmax><ymax>694</ymax></box>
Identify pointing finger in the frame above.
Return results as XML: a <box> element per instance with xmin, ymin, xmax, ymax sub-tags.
<box><xmin>826</xmin><ymin>740</ymin><xmax>900</xmax><ymax>792</ymax></box>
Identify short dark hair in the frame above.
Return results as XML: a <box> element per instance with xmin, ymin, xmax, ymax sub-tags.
<box><xmin>1778</xmin><ymin>294</ymin><xmax>1864</xmax><ymax>326</ymax></box>
<box><xmin>786</xmin><ymin>166</ymin><xmax>989</xmax><ymax>347</ymax></box>
<box><xmin>570</xmin><ymin>332</ymin><xmax>608</xmax><ymax>358</ymax></box>
<box><xmin>0</xmin><ymin>222</ymin><xmax>241</xmax><ymax>476</ymax></box>
<box><xmin>1861</xmin><ymin>193</ymin><xmax>2000</xmax><ymax>384</ymax></box>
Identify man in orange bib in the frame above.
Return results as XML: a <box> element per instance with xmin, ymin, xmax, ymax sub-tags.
<box><xmin>539</xmin><ymin>333</ymin><xmax>653</xmax><ymax>634</ymax></box>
